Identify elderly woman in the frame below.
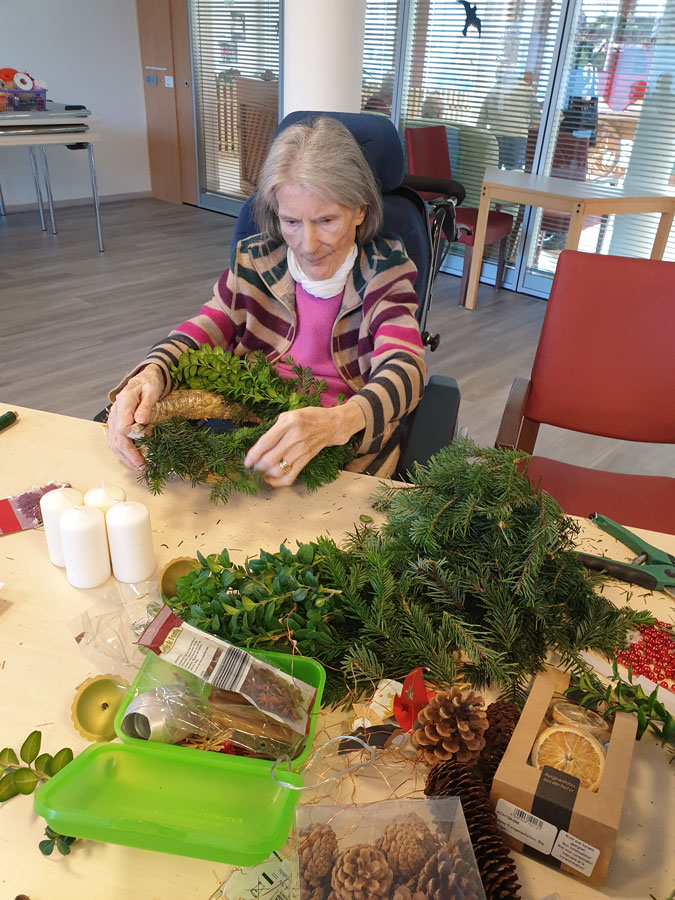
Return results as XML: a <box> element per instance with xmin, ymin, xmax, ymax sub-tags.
<box><xmin>107</xmin><ymin>117</ymin><xmax>426</xmax><ymax>483</ymax></box>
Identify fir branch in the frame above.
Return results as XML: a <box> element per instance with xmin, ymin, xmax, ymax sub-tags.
<box><xmin>160</xmin><ymin>437</ymin><xmax>656</xmax><ymax>706</ymax></box>
<box><xmin>138</xmin><ymin>346</ymin><xmax>356</xmax><ymax>504</ymax></box>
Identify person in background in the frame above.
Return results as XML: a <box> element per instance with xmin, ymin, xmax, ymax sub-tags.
<box><xmin>363</xmin><ymin>72</ymin><xmax>394</xmax><ymax>116</ymax></box>
<box><xmin>421</xmin><ymin>93</ymin><xmax>446</xmax><ymax>119</ymax></box>
<box><xmin>477</xmin><ymin>71</ymin><xmax>541</xmax><ymax>169</ymax></box>
<box><xmin>107</xmin><ymin>117</ymin><xmax>426</xmax><ymax>485</ymax></box>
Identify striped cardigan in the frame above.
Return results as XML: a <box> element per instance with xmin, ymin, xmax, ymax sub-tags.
<box><xmin>113</xmin><ymin>233</ymin><xmax>426</xmax><ymax>476</ymax></box>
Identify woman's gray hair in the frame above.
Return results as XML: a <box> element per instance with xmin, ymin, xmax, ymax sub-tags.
<box><xmin>255</xmin><ymin>117</ymin><xmax>383</xmax><ymax>245</ymax></box>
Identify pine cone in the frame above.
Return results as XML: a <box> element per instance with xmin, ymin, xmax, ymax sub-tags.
<box><xmin>376</xmin><ymin>815</ymin><xmax>440</xmax><ymax>881</ymax></box>
<box><xmin>416</xmin><ymin>847</ymin><xmax>466</xmax><ymax>900</ymax></box>
<box><xmin>478</xmin><ymin>701</ymin><xmax>521</xmax><ymax>793</ymax></box>
<box><xmin>472</xmin><ymin>833</ymin><xmax>522</xmax><ymax>900</ymax></box>
<box><xmin>425</xmin><ymin>761</ymin><xmax>521</xmax><ymax>900</ymax></box>
<box><xmin>476</xmin><ymin>748</ymin><xmax>505</xmax><ymax>796</ymax></box>
<box><xmin>393</xmin><ymin>886</ymin><xmax>429</xmax><ymax>900</ymax></box>
<box><xmin>478</xmin><ymin>700</ymin><xmax>520</xmax><ymax>796</ymax></box>
<box><xmin>486</xmin><ymin>701</ymin><xmax>520</xmax><ymax>730</ymax></box>
<box><xmin>299</xmin><ymin>824</ymin><xmax>338</xmax><ymax>887</ymax></box>
<box><xmin>412</xmin><ymin>688</ymin><xmax>488</xmax><ymax>767</ymax></box>
<box><xmin>331</xmin><ymin>844</ymin><xmax>393</xmax><ymax>900</ymax></box>
<box><xmin>444</xmin><ymin>840</ymin><xmax>483</xmax><ymax>900</ymax></box>
<box><xmin>301</xmin><ymin>879</ymin><xmax>327</xmax><ymax>900</ymax></box>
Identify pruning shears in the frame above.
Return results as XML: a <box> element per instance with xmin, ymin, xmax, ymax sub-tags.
<box><xmin>577</xmin><ymin>513</ymin><xmax>675</xmax><ymax>598</ymax></box>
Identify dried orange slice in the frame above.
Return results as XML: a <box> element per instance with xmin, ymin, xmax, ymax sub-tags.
<box><xmin>551</xmin><ymin>701</ymin><xmax>610</xmax><ymax>739</ymax></box>
<box><xmin>531</xmin><ymin>725</ymin><xmax>605</xmax><ymax>791</ymax></box>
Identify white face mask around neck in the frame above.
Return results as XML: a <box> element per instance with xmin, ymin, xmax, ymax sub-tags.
<box><xmin>286</xmin><ymin>244</ymin><xmax>358</xmax><ymax>299</ymax></box>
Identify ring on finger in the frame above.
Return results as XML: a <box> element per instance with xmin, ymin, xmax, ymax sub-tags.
<box><xmin>278</xmin><ymin>457</ymin><xmax>291</xmax><ymax>473</ymax></box>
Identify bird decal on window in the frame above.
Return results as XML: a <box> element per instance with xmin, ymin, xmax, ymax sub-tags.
<box><xmin>457</xmin><ymin>0</ymin><xmax>482</xmax><ymax>36</ymax></box>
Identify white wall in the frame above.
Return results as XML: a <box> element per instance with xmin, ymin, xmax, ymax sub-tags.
<box><xmin>283</xmin><ymin>0</ymin><xmax>366</xmax><ymax>116</ymax></box>
<box><xmin>1</xmin><ymin>0</ymin><xmax>151</xmax><ymax>207</ymax></box>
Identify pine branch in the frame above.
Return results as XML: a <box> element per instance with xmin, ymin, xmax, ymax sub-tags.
<box><xmin>158</xmin><ymin>436</ymin><xmax>656</xmax><ymax>707</ymax></box>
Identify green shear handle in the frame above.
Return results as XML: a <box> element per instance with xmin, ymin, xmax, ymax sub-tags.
<box><xmin>577</xmin><ymin>513</ymin><xmax>675</xmax><ymax>597</ymax></box>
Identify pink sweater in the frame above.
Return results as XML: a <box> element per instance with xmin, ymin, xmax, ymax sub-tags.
<box><xmin>275</xmin><ymin>283</ymin><xmax>354</xmax><ymax>406</ymax></box>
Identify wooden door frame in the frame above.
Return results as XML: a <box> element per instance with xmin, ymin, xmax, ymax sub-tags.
<box><xmin>136</xmin><ymin>0</ymin><xmax>197</xmax><ymax>205</ymax></box>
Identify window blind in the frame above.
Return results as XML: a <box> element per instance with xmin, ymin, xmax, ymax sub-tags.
<box><xmin>191</xmin><ymin>0</ymin><xmax>280</xmax><ymax>209</ymax></box>
<box><xmin>524</xmin><ymin>0</ymin><xmax>675</xmax><ymax>288</ymax></box>
<box><xmin>361</xmin><ymin>0</ymin><xmax>402</xmax><ymax>114</ymax></box>
<box><xmin>398</xmin><ymin>0</ymin><xmax>564</xmax><ymax>279</ymax></box>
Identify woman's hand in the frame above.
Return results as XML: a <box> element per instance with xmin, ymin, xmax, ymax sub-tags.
<box><xmin>244</xmin><ymin>401</ymin><xmax>366</xmax><ymax>486</ymax></box>
<box><xmin>107</xmin><ymin>365</ymin><xmax>165</xmax><ymax>469</ymax></box>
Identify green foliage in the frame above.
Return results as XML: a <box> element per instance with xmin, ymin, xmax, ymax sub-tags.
<box><xmin>167</xmin><ymin>440</ymin><xmax>653</xmax><ymax>705</ymax></box>
<box><xmin>139</xmin><ymin>346</ymin><xmax>356</xmax><ymax>504</ymax></box>
<box><xmin>39</xmin><ymin>826</ymin><xmax>77</xmax><ymax>857</ymax></box>
<box><xmin>20</xmin><ymin>730</ymin><xmax>41</xmax><ymax>764</ymax></box>
<box><xmin>166</xmin><ymin>542</ymin><xmax>359</xmax><ymax>701</ymax></box>
<box><xmin>1</xmin><ymin>730</ymin><xmax>78</xmax><ymax>855</ymax></box>
<box><xmin>139</xmin><ymin>418</ymin><xmax>267</xmax><ymax>502</ymax></box>
<box><xmin>570</xmin><ymin>659</ymin><xmax>675</xmax><ymax>758</ymax></box>
<box><xmin>171</xmin><ymin>346</ymin><xmax>324</xmax><ymax>419</ymax></box>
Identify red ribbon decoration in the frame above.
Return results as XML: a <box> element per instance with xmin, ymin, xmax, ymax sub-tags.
<box><xmin>393</xmin><ymin>667</ymin><xmax>433</xmax><ymax>732</ymax></box>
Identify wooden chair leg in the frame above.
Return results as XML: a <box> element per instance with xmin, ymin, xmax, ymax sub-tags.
<box><xmin>495</xmin><ymin>236</ymin><xmax>507</xmax><ymax>290</ymax></box>
<box><xmin>459</xmin><ymin>244</ymin><xmax>473</xmax><ymax>307</ymax></box>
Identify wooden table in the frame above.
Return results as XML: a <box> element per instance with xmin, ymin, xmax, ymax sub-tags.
<box><xmin>464</xmin><ymin>166</ymin><xmax>675</xmax><ymax>310</ymax></box>
<box><xmin>0</xmin><ymin>405</ymin><xmax>673</xmax><ymax>900</ymax></box>
<box><xmin>0</xmin><ymin>116</ymin><xmax>104</xmax><ymax>250</ymax></box>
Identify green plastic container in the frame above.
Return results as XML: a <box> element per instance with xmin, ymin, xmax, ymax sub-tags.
<box><xmin>34</xmin><ymin>649</ymin><xmax>325</xmax><ymax>865</ymax></box>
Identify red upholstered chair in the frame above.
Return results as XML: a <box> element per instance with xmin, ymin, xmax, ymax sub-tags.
<box><xmin>405</xmin><ymin>125</ymin><xmax>513</xmax><ymax>306</ymax></box>
<box><xmin>496</xmin><ymin>250</ymin><xmax>675</xmax><ymax>533</ymax></box>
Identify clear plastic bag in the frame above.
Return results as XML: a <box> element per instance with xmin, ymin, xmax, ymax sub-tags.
<box><xmin>293</xmin><ymin>797</ymin><xmax>486</xmax><ymax>900</ymax></box>
<box><xmin>69</xmin><ymin>580</ymin><xmax>163</xmax><ymax>677</ymax></box>
<box><xmin>120</xmin><ymin>653</ymin><xmax>305</xmax><ymax>760</ymax></box>
<box><xmin>138</xmin><ymin>604</ymin><xmax>317</xmax><ymax>736</ymax></box>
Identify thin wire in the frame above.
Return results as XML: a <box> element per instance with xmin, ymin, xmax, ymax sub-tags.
<box><xmin>271</xmin><ymin>734</ymin><xmax>376</xmax><ymax>791</ymax></box>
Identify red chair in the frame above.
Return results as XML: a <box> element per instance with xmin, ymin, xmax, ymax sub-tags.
<box><xmin>496</xmin><ymin>250</ymin><xmax>675</xmax><ymax>533</ymax></box>
<box><xmin>406</xmin><ymin>125</ymin><xmax>513</xmax><ymax>306</ymax></box>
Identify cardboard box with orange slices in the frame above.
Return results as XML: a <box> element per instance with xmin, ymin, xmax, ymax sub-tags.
<box><xmin>490</xmin><ymin>667</ymin><xmax>636</xmax><ymax>887</ymax></box>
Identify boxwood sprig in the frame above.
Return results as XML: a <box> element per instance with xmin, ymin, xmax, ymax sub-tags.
<box><xmin>170</xmin><ymin>346</ymin><xmax>326</xmax><ymax>420</ymax></box>
<box><xmin>166</xmin><ymin>543</ymin><xmax>348</xmax><ymax>662</ymax></box>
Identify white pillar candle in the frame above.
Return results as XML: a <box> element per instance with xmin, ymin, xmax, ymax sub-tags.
<box><xmin>39</xmin><ymin>487</ymin><xmax>84</xmax><ymax>567</ymax></box>
<box><xmin>83</xmin><ymin>481</ymin><xmax>126</xmax><ymax>515</ymax></box>
<box><xmin>106</xmin><ymin>501</ymin><xmax>156</xmax><ymax>583</ymax></box>
<box><xmin>60</xmin><ymin>506</ymin><xmax>111</xmax><ymax>589</ymax></box>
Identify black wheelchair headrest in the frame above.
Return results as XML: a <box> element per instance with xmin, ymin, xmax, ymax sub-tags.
<box><xmin>277</xmin><ymin>111</ymin><xmax>405</xmax><ymax>194</ymax></box>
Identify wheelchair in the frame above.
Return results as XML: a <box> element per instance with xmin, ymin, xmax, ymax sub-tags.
<box><xmin>231</xmin><ymin>110</ymin><xmax>467</xmax><ymax>478</ymax></box>
<box><xmin>99</xmin><ymin>111</ymin><xmax>467</xmax><ymax>479</ymax></box>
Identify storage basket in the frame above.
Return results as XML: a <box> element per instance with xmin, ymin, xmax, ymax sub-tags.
<box><xmin>0</xmin><ymin>88</ymin><xmax>47</xmax><ymax>112</ymax></box>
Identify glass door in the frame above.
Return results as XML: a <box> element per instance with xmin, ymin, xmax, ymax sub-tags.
<box><xmin>519</xmin><ymin>0</ymin><xmax>675</xmax><ymax>296</ymax></box>
<box><xmin>191</xmin><ymin>0</ymin><xmax>281</xmax><ymax>215</ymax></box>
<box><xmin>395</xmin><ymin>0</ymin><xmax>564</xmax><ymax>287</ymax></box>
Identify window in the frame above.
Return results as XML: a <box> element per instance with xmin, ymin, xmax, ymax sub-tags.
<box><xmin>522</xmin><ymin>0</ymin><xmax>675</xmax><ymax>294</ymax></box>
<box><xmin>385</xmin><ymin>0</ymin><xmax>675</xmax><ymax>297</ymax></box>
<box><xmin>191</xmin><ymin>0</ymin><xmax>281</xmax><ymax>213</ymax></box>
<box><xmin>361</xmin><ymin>0</ymin><xmax>402</xmax><ymax>115</ymax></box>
<box><xmin>398</xmin><ymin>0</ymin><xmax>563</xmax><ymax>286</ymax></box>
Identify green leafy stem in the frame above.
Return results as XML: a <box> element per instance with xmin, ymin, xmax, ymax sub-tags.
<box><xmin>569</xmin><ymin>659</ymin><xmax>675</xmax><ymax>758</ymax></box>
<box><xmin>138</xmin><ymin>346</ymin><xmax>356</xmax><ymax>504</ymax></box>
<box><xmin>0</xmin><ymin>730</ymin><xmax>77</xmax><ymax>856</ymax></box>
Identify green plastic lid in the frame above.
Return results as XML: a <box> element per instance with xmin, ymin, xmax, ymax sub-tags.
<box><xmin>34</xmin><ymin>650</ymin><xmax>325</xmax><ymax>865</ymax></box>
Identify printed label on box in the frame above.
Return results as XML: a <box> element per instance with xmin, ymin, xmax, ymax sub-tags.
<box><xmin>495</xmin><ymin>799</ymin><xmax>557</xmax><ymax>854</ymax></box>
<box><xmin>551</xmin><ymin>830</ymin><xmax>600</xmax><ymax>876</ymax></box>
<box><xmin>210</xmin><ymin>851</ymin><xmax>290</xmax><ymax>900</ymax></box>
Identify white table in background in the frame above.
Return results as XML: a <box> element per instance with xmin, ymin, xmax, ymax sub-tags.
<box><xmin>464</xmin><ymin>166</ymin><xmax>675</xmax><ymax>309</ymax></box>
<box><xmin>0</xmin><ymin>116</ymin><xmax>104</xmax><ymax>251</ymax></box>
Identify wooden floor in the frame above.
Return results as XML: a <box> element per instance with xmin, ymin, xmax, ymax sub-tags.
<box><xmin>1</xmin><ymin>197</ymin><xmax>671</xmax><ymax>477</ymax></box>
